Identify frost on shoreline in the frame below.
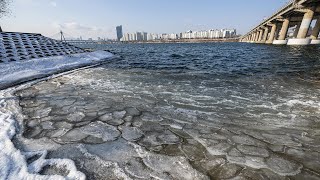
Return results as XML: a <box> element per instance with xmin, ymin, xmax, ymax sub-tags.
<box><xmin>0</xmin><ymin>50</ymin><xmax>115</xmax><ymax>90</ymax></box>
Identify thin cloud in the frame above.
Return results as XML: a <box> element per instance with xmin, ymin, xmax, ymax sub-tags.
<box><xmin>50</xmin><ymin>1</ymin><xmax>57</xmax><ymax>7</ymax></box>
<box><xmin>52</xmin><ymin>21</ymin><xmax>114</xmax><ymax>39</ymax></box>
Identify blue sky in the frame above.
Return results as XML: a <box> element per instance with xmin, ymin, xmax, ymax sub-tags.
<box><xmin>1</xmin><ymin>0</ymin><xmax>290</xmax><ymax>39</ymax></box>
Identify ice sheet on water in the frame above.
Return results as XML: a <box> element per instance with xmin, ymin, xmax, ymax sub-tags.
<box><xmin>0</xmin><ymin>90</ymin><xmax>85</xmax><ymax>179</ymax></box>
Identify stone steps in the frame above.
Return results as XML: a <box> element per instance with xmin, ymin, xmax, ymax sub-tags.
<box><xmin>0</xmin><ymin>32</ymin><xmax>90</xmax><ymax>63</ymax></box>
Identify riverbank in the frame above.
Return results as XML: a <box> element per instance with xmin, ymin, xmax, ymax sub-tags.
<box><xmin>120</xmin><ymin>38</ymin><xmax>240</xmax><ymax>44</ymax></box>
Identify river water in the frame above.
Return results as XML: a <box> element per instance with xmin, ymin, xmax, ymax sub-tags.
<box><xmin>14</xmin><ymin>43</ymin><xmax>320</xmax><ymax>179</ymax></box>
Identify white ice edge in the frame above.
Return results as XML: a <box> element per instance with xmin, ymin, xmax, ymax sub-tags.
<box><xmin>0</xmin><ymin>50</ymin><xmax>115</xmax><ymax>89</ymax></box>
<box><xmin>0</xmin><ymin>51</ymin><xmax>115</xmax><ymax>179</ymax></box>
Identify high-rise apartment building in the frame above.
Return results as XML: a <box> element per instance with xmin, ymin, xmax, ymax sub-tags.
<box><xmin>116</xmin><ymin>25</ymin><xmax>123</xmax><ymax>41</ymax></box>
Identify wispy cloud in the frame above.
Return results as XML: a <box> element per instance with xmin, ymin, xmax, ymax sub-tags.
<box><xmin>49</xmin><ymin>1</ymin><xmax>57</xmax><ymax>7</ymax></box>
<box><xmin>52</xmin><ymin>21</ymin><xmax>114</xmax><ymax>39</ymax></box>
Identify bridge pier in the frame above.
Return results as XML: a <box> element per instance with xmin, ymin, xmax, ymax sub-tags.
<box><xmin>255</xmin><ymin>31</ymin><xmax>260</xmax><ymax>42</ymax></box>
<box><xmin>261</xmin><ymin>27</ymin><xmax>269</xmax><ymax>43</ymax></box>
<box><xmin>310</xmin><ymin>16</ymin><xmax>320</xmax><ymax>44</ymax></box>
<box><xmin>293</xmin><ymin>22</ymin><xmax>301</xmax><ymax>38</ymax></box>
<box><xmin>257</xmin><ymin>29</ymin><xmax>263</xmax><ymax>43</ymax></box>
<box><xmin>273</xmin><ymin>19</ymin><xmax>289</xmax><ymax>45</ymax></box>
<box><xmin>250</xmin><ymin>33</ymin><xmax>255</xmax><ymax>43</ymax></box>
<box><xmin>266</xmin><ymin>24</ymin><xmax>277</xmax><ymax>44</ymax></box>
<box><xmin>288</xmin><ymin>8</ymin><xmax>314</xmax><ymax>45</ymax></box>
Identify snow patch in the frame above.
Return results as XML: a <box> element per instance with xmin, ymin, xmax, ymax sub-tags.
<box><xmin>0</xmin><ymin>50</ymin><xmax>115</xmax><ymax>90</ymax></box>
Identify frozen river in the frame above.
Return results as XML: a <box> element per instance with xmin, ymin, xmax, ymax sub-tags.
<box><xmin>8</xmin><ymin>43</ymin><xmax>320</xmax><ymax>179</ymax></box>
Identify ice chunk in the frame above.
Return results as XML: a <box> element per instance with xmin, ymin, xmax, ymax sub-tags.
<box><xmin>84</xmin><ymin>139</ymin><xmax>137</xmax><ymax>163</ymax></box>
<box><xmin>124</xmin><ymin>157</ymin><xmax>154</xmax><ymax>179</ymax></box>
<box><xmin>138</xmin><ymin>133</ymin><xmax>163</xmax><ymax>149</ymax></box>
<box><xmin>34</xmin><ymin>107</ymin><xmax>52</xmax><ymax>118</ymax></box>
<box><xmin>121</xmin><ymin>126</ymin><xmax>144</xmax><ymax>141</ymax></box>
<box><xmin>209</xmin><ymin>164</ymin><xmax>242</xmax><ymax>179</ymax></box>
<box><xmin>133</xmin><ymin>143</ymin><xmax>209</xmax><ymax>179</ymax></box>
<box><xmin>200</xmin><ymin>158</ymin><xmax>226</xmax><ymax>171</ymax></box>
<box><xmin>200</xmin><ymin>133</ymin><xmax>228</xmax><ymax>140</ymax></box>
<box><xmin>112</xmin><ymin>111</ymin><xmax>126</xmax><ymax>119</ymax></box>
<box><xmin>25</xmin><ymin>126</ymin><xmax>43</xmax><ymax>138</ymax></box>
<box><xmin>107</xmin><ymin>119</ymin><xmax>124</xmax><ymax>126</ymax></box>
<box><xmin>125</xmin><ymin>107</ymin><xmax>140</xmax><ymax>116</ymax></box>
<box><xmin>67</xmin><ymin>112</ymin><xmax>85</xmax><ymax>122</ymax></box>
<box><xmin>231</xmin><ymin>135</ymin><xmax>265</xmax><ymax>147</ymax></box>
<box><xmin>206</xmin><ymin>142</ymin><xmax>231</xmax><ymax>156</ymax></box>
<box><xmin>123</xmin><ymin>116</ymin><xmax>133</xmax><ymax>122</ymax></box>
<box><xmin>141</xmin><ymin>112</ymin><xmax>163</xmax><ymax>122</ymax></box>
<box><xmin>40</xmin><ymin>121</ymin><xmax>54</xmax><ymax>130</ymax></box>
<box><xmin>54</xmin><ymin>122</ymin><xmax>73</xmax><ymax>129</ymax></box>
<box><xmin>27</xmin><ymin>119</ymin><xmax>40</xmax><ymax>128</ymax></box>
<box><xmin>58</xmin><ymin>128</ymin><xmax>88</xmax><ymax>143</ymax></box>
<box><xmin>237</xmin><ymin>145</ymin><xmax>269</xmax><ymax>158</ymax></box>
<box><xmin>80</xmin><ymin>121</ymin><xmax>121</xmax><ymax>142</ymax></box>
<box><xmin>157</xmin><ymin>130</ymin><xmax>181</xmax><ymax>145</ymax></box>
<box><xmin>262</xmin><ymin>133</ymin><xmax>301</xmax><ymax>147</ymax></box>
<box><xmin>48</xmin><ymin>129</ymin><xmax>69</xmax><ymax>138</ymax></box>
<box><xmin>181</xmin><ymin>144</ymin><xmax>206</xmax><ymax>161</ymax></box>
<box><xmin>266</xmin><ymin>155</ymin><xmax>302</xmax><ymax>176</ymax></box>
<box><xmin>99</xmin><ymin>113</ymin><xmax>112</xmax><ymax>122</ymax></box>
<box><xmin>228</xmin><ymin>148</ymin><xmax>243</xmax><ymax>157</ymax></box>
<box><xmin>139</xmin><ymin>121</ymin><xmax>165</xmax><ymax>132</ymax></box>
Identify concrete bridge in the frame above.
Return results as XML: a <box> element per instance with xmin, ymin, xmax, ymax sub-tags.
<box><xmin>65</xmin><ymin>40</ymin><xmax>119</xmax><ymax>45</ymax></box>
<box><xmin>241</xmin><ymin>0</ymin><xmax>320</xmax><ymax>45</ymax></box>
<box><xmin>65</xmin><ymin>40</ymin><xmax>99</xmax><ymax>45</ymax></box>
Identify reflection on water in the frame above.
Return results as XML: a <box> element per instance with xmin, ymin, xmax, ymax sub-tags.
<box><xmin>15</xmin><ymin>43</ymin><xmax>320</xmax><ymax>179</ymax></box>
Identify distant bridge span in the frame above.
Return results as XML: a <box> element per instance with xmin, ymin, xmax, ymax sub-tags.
<box><xmin>64</xmin><ymin>40</ymin><xmax>119</xmax><ymax>45</ymax></box>
<box><xmin>241</xmin><ymin>0</ymin><xmax>320</xmax><ymax>45</ymax></box>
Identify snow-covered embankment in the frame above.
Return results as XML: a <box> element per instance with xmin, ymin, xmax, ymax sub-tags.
<box><xmin>0</xmin><ymin>50</ymin><xmax>115</xmax><ymax>90</ymax></box>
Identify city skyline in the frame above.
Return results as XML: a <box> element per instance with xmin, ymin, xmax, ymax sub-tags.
<box><xmin>1</xmin><ymin>0</ymin><xmax>290</xmax><ymax>39</ymax></box>
<box><xmin>120</xmin><ymin>28</ymin><xmax>237</xmax><ymax>42</ymax></box>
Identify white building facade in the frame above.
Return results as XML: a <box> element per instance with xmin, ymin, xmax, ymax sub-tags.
<box><xmin>121</xmin><ymin>28</ymin><xmax>237</xmax><ymax>42</ymax></box>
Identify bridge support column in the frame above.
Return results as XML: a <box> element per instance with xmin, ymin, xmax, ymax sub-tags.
<box><xmin>257</xmin><ymin>29</ymin><xmax>263</xmax><ymax>43</ymax></box>
<box><xmin>254</xmin><ymin>31</ymin><xmax>259</xmax><ymax>42</ymax></box>
<box><xmin>249</xmin><ymin>33</ymin><xmax>253</xmax><ymax>43</ymax></box>
<box><xmin>262</xmin><ymin>27</ymin><xmax>269</xmax><ymax>43</ymax></box>
<box><xmin>310</xmin><ymin>16</ymin><xmax>320</xmax><ymax>44</ymax></box>
<box><xmin>250</xmin><ymin>33</ymin><xmax>254</xmax><ymax>43</ymax></box>
<box><xmin>266</xmin><ymin>24</ymin><xmax>276</xmax><ymax>44</ymax></box>
<box><xmin>273</xmin><ymin>19</ymin><xmax>289</xmax><ymax>45</ymax></box>
<box><xmin>293</xmin><ymin>22</ymin><xmax>301</xmax><ymax>38</ymax></box>
<box><xmin>254</xmin><ymin>32</ymin><xmax>258</xmax><ymax>42</ymax></box>
<box><xmin>252</xmin><ymin>32</ymin><xmax>256</xmax><ymax>42</ymax></box>
<box><xmin>288</xmin><ymin>8</ymin><xmax>314</xmax><ymax>45</ymax></box>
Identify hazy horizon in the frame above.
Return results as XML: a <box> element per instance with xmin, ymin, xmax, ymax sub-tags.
<box><xmin>1</xmin><ymin>0</ymin><xmax>290</xmax><ymax>39</ymax></box>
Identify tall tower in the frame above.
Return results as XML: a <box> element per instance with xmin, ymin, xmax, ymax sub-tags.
<box><xmin>116</xmin><ymin>25</ymin><xmax>123</xmax><ymax>41</ymax></box>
